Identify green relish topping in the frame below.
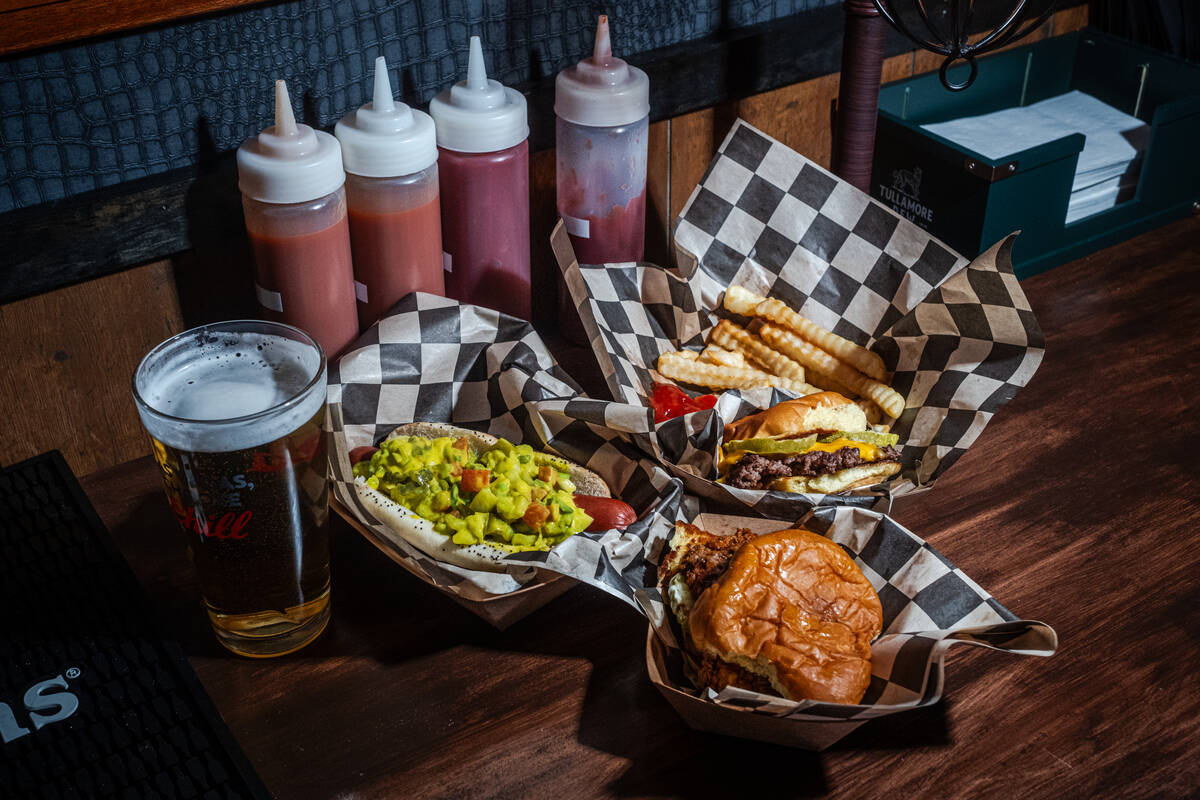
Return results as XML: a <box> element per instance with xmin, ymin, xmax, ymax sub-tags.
<box><xmin>352</xmin><ymin>436</ymin><xmax>593</xmax><ymax>551</ymax></box>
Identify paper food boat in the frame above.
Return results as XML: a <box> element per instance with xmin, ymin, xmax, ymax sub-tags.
<box><xmin>554</xmin><ymin>119</ymin><xmax>1045</xmax><ymax>518</ymax></box>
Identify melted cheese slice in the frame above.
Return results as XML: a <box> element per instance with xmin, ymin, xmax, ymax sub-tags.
<box><xmin>809</xmin><ymin>438</ymin><xmax>879</xmax><ymax>460</ymax></box>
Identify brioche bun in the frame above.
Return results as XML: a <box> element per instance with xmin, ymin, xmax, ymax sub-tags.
<box><xmin>720</xmin><ymin>393</ymin><xmax>902</xmax><ymax>494</ymax></box>
<box><xmin>353</xmin><ymin>422</ymin><xmax>608</xmax><ymax>573</ymax></box>
<box><xmin>723</xmin><ymin>392</ymin><xmax>866</xmax><ymax>442</ymax></box>
<box><xmin>687</xmin><ymin>528</ymin><xmax>882</xmax><ymax>704</ymax></box>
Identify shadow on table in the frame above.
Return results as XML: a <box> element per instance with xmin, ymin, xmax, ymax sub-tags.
<box><xmin>120</xmin><ymin>494</ymin><xmax>950</xmax><ymax>796</ymax></box>
<box><xmin>293</xmin><ymin>514</ymin><xmax>951</xmax><ymax>790</ymax></box>
<box><xmin>833</xmin><ymin>699</ymin><xmax>952</xmax><ymax>750</ymax></box>
<box><xmin>315</xmin><ymin>521</ymin><xmax>825</xmax><ymax>796</ymax></box>
<box><xmin>578</xmin><ymin>661</ymin><xmax>951</xmax><ymax>799</ymax></box>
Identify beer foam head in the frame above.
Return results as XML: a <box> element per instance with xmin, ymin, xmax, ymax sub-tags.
<box><xmin>134</xmin><ymin>324</ymin><xmax>327</xmax><ymax>452</ymax></box>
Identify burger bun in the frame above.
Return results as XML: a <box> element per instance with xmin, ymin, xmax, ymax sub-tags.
<box><xmin>687</xmin><ymin>528</ymin><xmax>883</xmax><ymax>704</ymax></box>
<box><xmin>724</xmin><ymin>392</ymin><xmax>866</xmax><ymax>442</ymax></box>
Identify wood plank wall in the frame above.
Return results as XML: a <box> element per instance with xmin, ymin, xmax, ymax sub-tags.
<box><xmin>0</xmin><ymin>7</ymin><xmax>1089</xmax><ymax>477</ymax></box>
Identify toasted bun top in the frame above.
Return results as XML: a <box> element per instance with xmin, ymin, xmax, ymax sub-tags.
<box><xmin>723</xmin><ymin>392</ymin><xmax>865</xmax><ymax>442</ymax></box>
<box><xmin>687</xmin><ymin>528</ymin><xmax>883</xmax><ymax>704</ymax></box>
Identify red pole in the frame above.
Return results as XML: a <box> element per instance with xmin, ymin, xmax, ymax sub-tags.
<box><xmin>833</xmin><ymin>0</ymin><xmax>886</xmax><ymax>191</ymax></box>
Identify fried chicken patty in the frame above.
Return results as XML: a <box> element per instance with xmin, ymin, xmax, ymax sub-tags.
<box><xmin>658</xmin><ymin>524</ymin><xmax>773</xmax><ymax>695</ymax></box>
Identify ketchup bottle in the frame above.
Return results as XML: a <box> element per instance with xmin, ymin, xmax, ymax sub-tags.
<box><xmin>237</xmin><ymin>80</ymin><xmax>358</xmax><ymax>357</ymax></box>
<box><xmin>555</xmin><ymin>15</ymin><xmax>650</xmax><ymax>340</ymax></box>
<box><xmin>429</xmin><ymin>36</ymin><xmax>531</xmax><ymax>320</ymax></box>
<box><xmin>336</xmin><ymin>58</ymin><xmax>443</xmax><ymax>331</ymax></box>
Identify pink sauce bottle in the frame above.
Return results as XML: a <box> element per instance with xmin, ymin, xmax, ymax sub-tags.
<box><xmin>429</xmin><ymin>36</ymin><xmax>531</xmax><ymax>320</ymax></box>
<box><xmin>336</xmin><ymin>58</ymin><xmax>443</xmax><ymax>331</ymax></box>
<box><xmin>555</xmin><ymin>15</ymin><xmax>650</xmax><ymax>340</ymax></box>
<box><xmin>237</xmin><ymin>80</ymin><xmax>358</xmax><ymax>357</ymax></box>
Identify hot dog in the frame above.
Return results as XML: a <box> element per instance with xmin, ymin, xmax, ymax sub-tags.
<box><xmin>349</xmin><ymin>423</ymin><xmax>636</xmax><ymax>572</ymax></box>
<box><xmin>349</xmin><ymin>445</ymin><xmax>378</xmax><ymax>465</ymax></box>
<box><xmin>574</xmin><ymin>495</ymin><xmax>637</xmax><ymax>532</ymax></box>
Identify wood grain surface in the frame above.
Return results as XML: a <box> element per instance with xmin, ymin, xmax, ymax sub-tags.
<box><xmin>0</xmin><ymin>0</ymin><xmax>268</xmax><ymax>57</ymax></box>
<box><xmin>645</xmin><ymin>120</ymin><xmax>672</xmax><ymax>268</ymax></box>
<box><xmin>78</xmin><ymin>216</ymin><xmax>1200</xmax><ymax>799</ymax></box>
<box><xmin>0</xmin><ymin>258</ymin><xmax>184</xmax><ymax>474</ymax></box>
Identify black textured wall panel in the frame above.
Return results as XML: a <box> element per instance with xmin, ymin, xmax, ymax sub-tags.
<box><xmin>0</xmin><ymin>0</ymin><xmax>835</xmax><ymax>214</ymax></box>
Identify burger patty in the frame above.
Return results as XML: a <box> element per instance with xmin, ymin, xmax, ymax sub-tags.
<box><xmin>725</xmin><ymin>445</ymin><xmax>902</xmax><ymax>491</ymax></box>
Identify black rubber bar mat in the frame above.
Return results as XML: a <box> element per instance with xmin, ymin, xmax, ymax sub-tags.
<box><xmin>0</xmin><ymin>451</ymin><xmax>270</xmax><ymax>800</ymax></box>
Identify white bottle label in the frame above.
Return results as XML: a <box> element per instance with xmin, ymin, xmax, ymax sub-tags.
<box><xmin>562</xmin><ymin>214</ymin><xmax>591</xmax><ymax>239</ymax></box>
<box><xmin>443</xmin><ymin>251</ymin><xmax>453</xmax><ymax>273</ymax></box>
<box><xmin>255</xmin><ymin>284</ymin><xmax>283</xmax><ymax>313</ymax></box>
<box><xmin>354</xmin><ymin>280</ymin><xmax>369</xmax><ymax>303</ymax></box>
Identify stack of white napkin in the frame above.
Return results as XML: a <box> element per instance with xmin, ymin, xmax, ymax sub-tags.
<box><xmin>922</xmin><ymin>90</ymin><xmax>1149</xmax><ymax>224</ymax></box>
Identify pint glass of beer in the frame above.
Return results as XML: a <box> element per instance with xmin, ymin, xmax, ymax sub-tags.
<box><xmin>132</xmin><ymin>321</ymin><xmax>331</xmax><ymax>657</ymax></box>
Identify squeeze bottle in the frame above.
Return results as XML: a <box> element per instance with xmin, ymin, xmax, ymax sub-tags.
<box><xmin>336</xmin><ymin>58</ymin><xmax>443</xmax><ymax>331</ymax></box>
<box><xmin>429</xmin><ymin>36</ymin><xmax>531</xmax><ymax>320</ymax></box>
<box><xmin>237</xmin><ymin>80</ymin><xmax>358</xmax><ymax>357</ymax></box>
<box><xmin>555</xmin><ymin>15</ymin><xmax>650</xmax><ymax>267</ymax></box>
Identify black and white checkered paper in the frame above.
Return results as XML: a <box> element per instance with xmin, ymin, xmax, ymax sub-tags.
<box><xmin>557</xmin><ymin>119</ymin><xmax>1045</xmax><ymax>517</ymax></box>
<box><xmin>636</xmin><ymin>506</ymin><xmax>1055</xmax><ymax>726</ymax></box>
<box><xmin>325</xmin><ymin>293</ymin><xmax>1053</xmax><ymax>734</ymax></box>
<box><xmin>326</xmin><ymin>292</ymin><xmax>687</xmax><ymax>608</ymax></box>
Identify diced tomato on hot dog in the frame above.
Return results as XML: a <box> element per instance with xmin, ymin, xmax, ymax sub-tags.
<box><xmin>522</xmin><ymin>503</ymin><xmax>551</xmax><ymax>528</ymax></box>
<box><xmin>460</xmin><ymin>469</ymin><xmax>491</xmax><ymax>493</ymax></box>
<box><xmin>572</xmin><ymin>495</ymin><xmax>637</xmax><ymax>532</ymax></box>
<box><xmin>349</xmin><ymin>446</ymin><xmax>378</xmax><ymax>465</ymax></box>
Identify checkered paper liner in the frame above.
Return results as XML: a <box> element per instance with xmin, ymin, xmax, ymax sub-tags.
<box><xmin>633</xmin><ymin>506</ymin><xmax>1056</xmax><ymax>724</ymax></box>
<box><xmin>557</xmin><ymin>119</ymin><xmax>1044</xmax><ymax>516</ymax></box>
<box><xmin>324</xmin><ymin>297</ymin><xmax>1052</xmax><ymax>729</ymax></box>
<box><xmin>325</xmin><ymin>292</ymin><xmax>689</xmax><ymax>609</ymax></box>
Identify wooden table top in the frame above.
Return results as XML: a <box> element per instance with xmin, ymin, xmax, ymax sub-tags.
<box><xmin>81</xmin><ymin>217</ymin><xmax>1200</xmax><ymax>799</ymax></box>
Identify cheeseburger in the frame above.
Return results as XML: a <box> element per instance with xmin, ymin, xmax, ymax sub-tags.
<box><xmin>659</xmin><ymin>523</ymin><xmax>882</xmax><ymax>704</ymax></box>
<box><xmin>719</xmin><ymin>392</ymin><xmax>902</xmax><ymax>493</ymax></box>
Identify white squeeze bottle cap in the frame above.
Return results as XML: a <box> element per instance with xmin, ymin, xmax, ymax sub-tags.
<box><xmin>237</xmin><ymin>80</ymin><xmax>346</xmax><ymax>204</ymax></box>
<box><xmin>335</xmin><ymin>57</ymin><xmax>438</xmax><ymax>177</ymax></box>
<box><xmin>555</xmin><ymin>15</ymin><xmax>650</xmax><ymax>128</ymax></box>
<box><xmin>429</xmin><ymin>36</ymin><xmax>529</xmax><ymax>153</ymax></box>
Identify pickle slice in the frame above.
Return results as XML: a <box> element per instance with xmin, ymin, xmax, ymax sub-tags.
<box><xmin>815</xmin><ymin>430</ymin><xmax>900</xmax><ymax>447</ymax></box>
<box><xmin>723</xmin><ymin>435</ymin><xmax>817</xmax><ymax>454</ymax></box>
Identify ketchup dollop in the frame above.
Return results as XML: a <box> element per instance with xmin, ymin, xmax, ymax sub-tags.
<box><xmin>650</xmin><ymin>383</ymin><xmax>718</xmax><ymax>424</ymax></box>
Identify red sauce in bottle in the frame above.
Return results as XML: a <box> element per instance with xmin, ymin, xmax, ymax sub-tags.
<box><xmin>345</xmin><ymin>169</ymin><xmax>443</xmax><ymax>329</ymax></box>
<box><xmin>554</xmin><ymin>16</ymin><xmax>650</xmax><ymax>340</ymax></box>
<box><xmin>238</xmin><ymin>80</ymin><xmax>360</xmax><ymax>358</ymax></box>
<box><xmin>244</xmin><ymin>192</ymin><xmax>359</xmax><ymax>358</ymax></box>
<box><xmin>563</xmin><ymin>187</ymin><xmax>647</xmax><ymax>266</ymax></box>
<box><xmin>438</xmin><ymin>141</ymin><xmax>531</xmax><ymax>320</ymax></box>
